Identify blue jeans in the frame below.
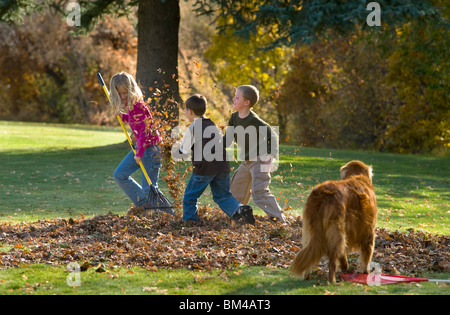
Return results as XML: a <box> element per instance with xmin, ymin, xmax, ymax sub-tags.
<box><xmin>113</xmin><ymin>146</ymin><xmax>161</xmax><ymax>207</ymax></box>
<box><xmin>183</xmin><ymin>172</ymin><xmax>242</xmax><ymax>221</ymax></box>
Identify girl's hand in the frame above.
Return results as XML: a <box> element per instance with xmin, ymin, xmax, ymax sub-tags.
<box><xmin>115</xmin><ymin>110</ymin><xmax>125</xmax><ymax>117</ymax></box>
<box><xmin>134</xmin><ymin>156</ymin><xmax>141</xmax><ymax>165</ymax></box>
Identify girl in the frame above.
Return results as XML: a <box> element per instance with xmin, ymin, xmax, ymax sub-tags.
<box><xmin>109</xmin><ymin>72</ymin><xmax>162</xmax><ymax>208</ymax></box>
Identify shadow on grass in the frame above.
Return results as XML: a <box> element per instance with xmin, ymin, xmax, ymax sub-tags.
<box><xmin>0</xmin><ymin>142</ymin><xmax>133</xmax><ymax>220</ymax></box>
<box><xmin>219</xmin><ymin>267</ymin><xmax>327</xmax><ymax>295</ymax></box>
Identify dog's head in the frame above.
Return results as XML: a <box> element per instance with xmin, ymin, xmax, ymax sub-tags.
<box><xmin>340</xmin><ymin>160</ymin><xmax>373</xmax><ymax>181</ymax></box>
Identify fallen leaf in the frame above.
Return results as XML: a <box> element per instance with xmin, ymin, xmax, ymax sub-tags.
<box><xmin>0</xmin><ymin>213</ymin><xmax>448</xmax><ymax>282</ymax></box>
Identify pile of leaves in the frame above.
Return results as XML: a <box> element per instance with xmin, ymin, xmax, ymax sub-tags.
<box><xmin>1</xmin><ymin>210</ymin><xmax>449</xmax><ymax>278</ymax></box>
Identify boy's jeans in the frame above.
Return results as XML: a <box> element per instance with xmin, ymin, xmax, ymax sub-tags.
<box><xmin>113</xmin><ymin>146</ymin><xmax>161</xmax><ymax>207</ymax></box>
<box><xmin>183</xmin><ymin>172</ymin><xmax>241</xmax><ymax>221</ymax></box>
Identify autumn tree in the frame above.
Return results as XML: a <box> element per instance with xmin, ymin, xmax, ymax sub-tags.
<box><xmin>385</xmin><ymin>17</ymin><xmax>449</xmax><ymax>154</ymax></box>
<box><xmin>277</xmin><ymin>43</ymin><xmax>330</xmax><ymax>147</ymax></box>
<box><xmin>1</xmin><ymin>0</ymin><xmax>444</xmax><ymax>131</ymax></box>
<box><xmin>277</xmin><ymin>15</ymin><xmax>448</xmax><ymax>154</ymax></box>
<box><xmin>204</xmin><ymin>25</ymin><xmax>293</xmax><ymax>140</ymax></box>
<box><xmin>197</xmin><ymin>0</ymin><xmax>445</xmax><ymax>150</ymax></box>
<box><xmin>0</xmin><ymin>10</ymin><xmax>137</xmax><ymax>123</ymax></box>
<box><xmin>1</xmin><ymin>0</ymin><xmax>180</xmax><ymax>126</ymax></box>
<box><xmin>196</xmin><ymin>0</ymin><xmax>442</xmax><ymax>47</ymax></box>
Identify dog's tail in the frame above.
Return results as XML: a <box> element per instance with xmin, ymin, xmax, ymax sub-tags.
<box><xmin>290</xmin><ymin>234</ymin><xmax>323</xmax><ymax>278</ymax></box>
<box><xmin>290</xmin><ymin>184</ymin><xmax>337</xmax><ymax>278</ymax></box>
<box><xmin>290</xmin><ymin>198</ymin><xmax>325</xmax><ymax>278</ymax></box>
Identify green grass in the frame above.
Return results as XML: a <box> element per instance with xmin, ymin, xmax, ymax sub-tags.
<box><xmin>272</xmin><ymin>146</ymin><xmax>450</xmax><ymax>235</ymax></box>
<box><xmin>1</xmin><ymin>121</ymin><xmax>448</xmax><ymax>234</ymax></box>
<box><xmin>0</xmin><ymin>120</ymin><xmax>449</xmax><ymax>295</ymax></box>
<box><xmin>0</xmin><ymin>121</ymin><xmax>132</xmax><ymax>221</ymax></box>
<box><xmin>1</xmin><ymin>264</ymin><xmax>448</xmax><ymax>295</ymax></box>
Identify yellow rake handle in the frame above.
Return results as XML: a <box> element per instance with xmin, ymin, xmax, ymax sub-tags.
<box><xmin>97</xmin><ymin>72</ymin><xmax>152</xmax><ymax>187</ymax></box>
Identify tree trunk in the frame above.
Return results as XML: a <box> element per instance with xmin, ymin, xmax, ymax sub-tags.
<box><xmin>136</xmin><ymin>0</ymin><xmax>180</xmax><ymax>127</ymax></box>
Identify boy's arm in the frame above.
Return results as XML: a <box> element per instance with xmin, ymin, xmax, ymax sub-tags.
<box><xmin>259</xmin><ymin>122</ymin><xmax>279</xmax><ymax>172</ymax></box>
<box><xmin>171</xmin><ymin>125</ymin><xmax>193</xmax><ymax>160</ymax></box>
<box><xmin>179</xmin><ymin>126</ymin><xmax>194</xmax><ymax>155</ymax></box>
<box><xmin>251</xmin><ymin>113</ymin><xmax>279</xmax><ymax>159</ymax></box>
<box><xmin>267</xmin><ymin>124</ymin><xmax>279</xmax><ymax>159</ymax></box>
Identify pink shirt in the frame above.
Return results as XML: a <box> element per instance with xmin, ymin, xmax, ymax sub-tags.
<box><xmin>121</xmin><ymin>100</ymin><xmax>161</xmax><ymax>158</ymax></box>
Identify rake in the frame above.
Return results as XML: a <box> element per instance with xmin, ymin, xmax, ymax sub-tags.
<box><xmin>341</xmin><ymin>273</ymin><xmax>450</xmax><ymax>285</ymax></box>
<box><xmin>97</xmin><ymin>72</ymin><xmax>174</xmax><ymax>215</ymax></box>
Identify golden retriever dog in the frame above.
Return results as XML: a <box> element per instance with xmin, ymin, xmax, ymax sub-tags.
<box><xmin>291</xmin><ymin>160</ymin><xmax>377</xmax><ymax>283</ymax></box>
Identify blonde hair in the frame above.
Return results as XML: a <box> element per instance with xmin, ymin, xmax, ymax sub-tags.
<box><xmin>109</xmin><ymin>72</ymin><xmax>143</xmax><ymax>111</ymax></box>
<box><xmin>237</xmin><ymin>85</ymin><xmax>259</xmax><ymax>107</ymax></box>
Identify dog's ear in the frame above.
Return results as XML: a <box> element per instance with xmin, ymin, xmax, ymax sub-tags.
<box><xmin>367</xmin><ymin>165</ymin><xmax>373</xmax><ymax>180</ymax></box>
<box><xmin>340</xmin><ymin>166</ymin><xmax>347</xmax><ymax>180</ymax></box>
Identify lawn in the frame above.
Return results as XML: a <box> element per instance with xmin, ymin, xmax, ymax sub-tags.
<box><xmin>1</xmin><ymin>264</ymin><xmax>448</xmax><ymax>296</ymax></box>
<box><xmin>0</xmin><ymin>120</ymin><xmax>449</xmax><ymax>296</ymax></box>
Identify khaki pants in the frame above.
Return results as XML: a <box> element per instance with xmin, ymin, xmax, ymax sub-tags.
<box><xmin>230</xmin><ymin>158</ymin><xmax>286</xmax><ymax>223</ymax></box>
